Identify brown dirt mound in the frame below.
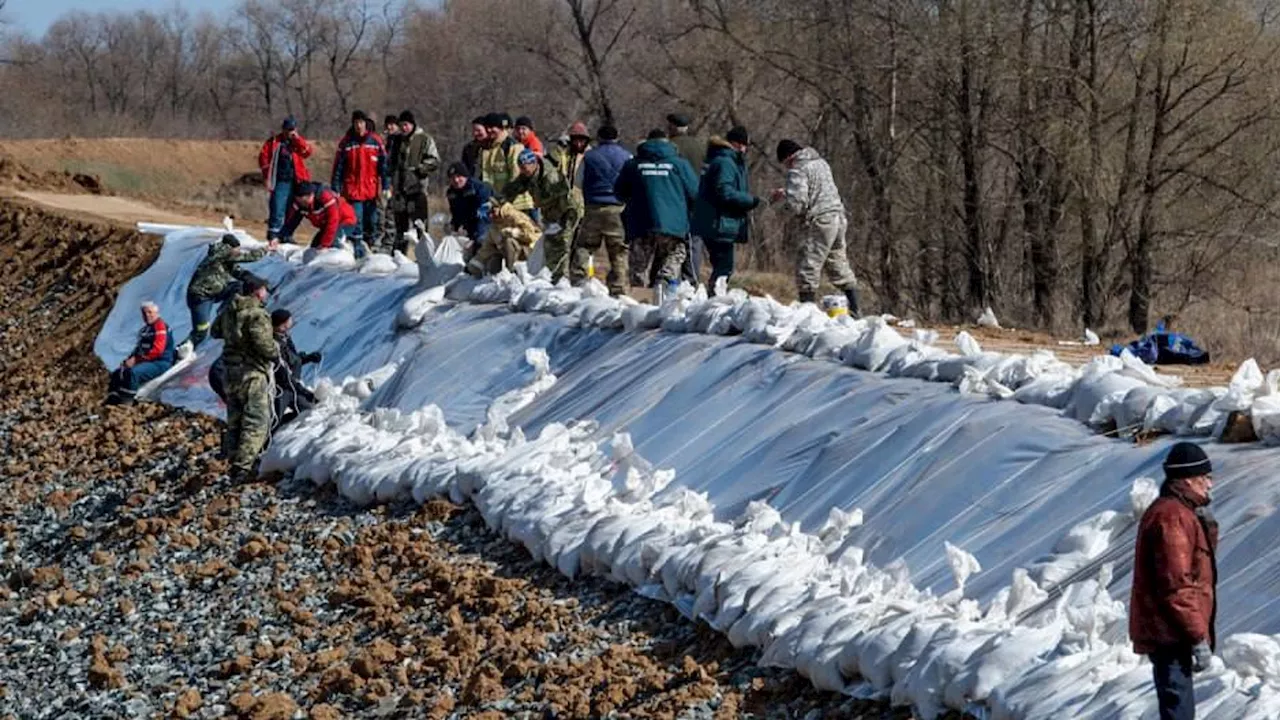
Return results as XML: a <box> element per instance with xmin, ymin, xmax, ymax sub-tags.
<box><xmin>0</xmin><ymin>156</ymin><xmax>103</xmax><ymax>195</ymax></box>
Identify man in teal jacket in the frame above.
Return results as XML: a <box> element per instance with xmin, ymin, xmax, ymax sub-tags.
<box><xmin>691</xmin><ymin>126</ymin><xmax>761</xmax><ymax>294</ymax></box>
<box><xmin>614</xmin><ymin>130</ymin><xmax>699</xmax><ymax>294</ymax></box>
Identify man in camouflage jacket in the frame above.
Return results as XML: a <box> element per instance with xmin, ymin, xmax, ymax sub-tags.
<box><xmin>210</xmin><ymin>275</ymin><xmax>278</xmax><ymax>482</ymax></box>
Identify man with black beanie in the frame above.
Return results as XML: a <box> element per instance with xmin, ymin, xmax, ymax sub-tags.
<box><xmin>1131</xmin><ymin>441</ymin><xmax>1218</xmax><ymax>720</ymax></box>
<box><xmin>389</xmin><ymin>110</ymin><xmax>441</xmax><ymax>253</ymax></box>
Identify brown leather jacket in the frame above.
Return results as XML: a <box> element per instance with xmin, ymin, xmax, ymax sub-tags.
<box><xmin>1129</xmin><ymin>485</ymin><xmax>1218</xmax><ymax>654</ymax></box>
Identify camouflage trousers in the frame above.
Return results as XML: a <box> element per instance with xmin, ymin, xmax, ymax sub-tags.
<box><xmin>467</xmin><ymin>231</ymin><xmax>531</xmax><ymax>276</ymax></box>
<box><xmin>225</xmin><ymin>369</ymin><xmax>272</xmax><ymax>474</ymax></box>
<box><xmin>570</xmin><ymin>204</ymin><xmax>629</xmax><ymax>295</ymax></box>
<box><xmin>794</xmin><ymin>212</ymin><xmax>857</xmax><ymax>296</ymax></box>
<box><xmin>649</xmin><ymin>233</ymin><xmax>688</xmax><ymax>285</ymax></box>
<box><xmin>542</xmin><ymin>213</ymin><xmax>580</xmax><ymax>284</ymax></box>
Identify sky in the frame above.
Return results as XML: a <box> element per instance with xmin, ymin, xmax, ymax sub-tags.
<box><xmin>6</xmin><ymin>0</ymin><xmax>236</xmax><ymax>37</ymax></box>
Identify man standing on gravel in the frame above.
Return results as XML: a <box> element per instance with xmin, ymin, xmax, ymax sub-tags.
<box><xmin>106</xmin><ymin>301</ymin><xmax>175</xmax><ymax>406</ymax></box>
<box><xmin>769</xmin><ymin>139</ymin><xmax>860</xmax><ymax>316</ymax></box>
<box><xmin>211</xmin><ymin>275</ymin><xmax>278</xmax><ymax>483</ymax></box>
<box><xmin>1131</xmin><ymin>442</ymin><xmax>1219</xmax><ymax>720</ymax></box>
<box><xmin>183</xmin><ymin>234</ymin><xmax>273</xmax><ymax>350</ymax></box>
<box><xmin>259</xmin><ymin>116</ymin><xmax>314</xmax><ymax>241</ymax></box>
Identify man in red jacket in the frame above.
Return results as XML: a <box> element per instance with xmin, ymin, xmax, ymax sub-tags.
<box><xmin>107</xmin><ymin>301</ymin><xmax>177</xmax><ymax>405</ymax></box>
<box><xmin>1130</xmin><ymin>441</ymin><xmax>1218</xmax><ymax>720</ymax></box>
<box><xmin>258</xmin><ymin>115</ymin><xmax>314</xmax><ymax>241</ymax></box>
<box><xmin>280</xmin><ymin>182</ymin><xmax>357</xmax><ymax>253</ymax></box>
<box><xmin>331</xmin><ymin>110</ymin><xmax>388</xmax><ymax>258</ymax></box>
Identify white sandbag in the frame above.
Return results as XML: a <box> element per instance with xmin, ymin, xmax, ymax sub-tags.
<box><xmin>1013</xmin><ymin>372</ymin><xmax>1078</xmax><ymax>409</ymax></box>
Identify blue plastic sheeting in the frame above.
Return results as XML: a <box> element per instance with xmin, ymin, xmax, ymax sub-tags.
<box><xmin>97</xmin><ymin>229</ymin><xmax>1280</xmax><ymax>641</ymax></box>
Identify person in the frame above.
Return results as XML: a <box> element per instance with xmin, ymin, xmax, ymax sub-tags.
<box><xmin>465</xmin><ymin>202</ymin><xmax>543</xmax><ymax>277</ymax></box>
<box><xmin>210</xmin><ymin>275</ymin><xmax>278</xmax><ymax>483</ymax></box>
<box><xmin>692</xmin><ymin>126</ymin><xmax>761</xmax><ymax>294</ymax></box>
<box><xmin>259</xmin><ymin>116</ymin><xmax>314</xmax><ymax>241</ymax></box>
<box><xmin>280</xmin><ymin>181</ymin><xmax>358</xmax><ymax>252</ymax></box>
<box><xmin>446</xmin><ymin>162</ymin><xmax>494</xmax><ymax>247</ymax></box>
<box><xmin>514</xmin><ymin>116</ymin><xmax>545</xmax><ymax>156</ymax></box>
<box><xmin>183</xmin><ymin>233</ymin><xmax>272</xmax><ymax>349</ymax></box>
<box><xmin>106</xmin><ymin>302</ymin><xmax>176</xmax><ymax>405</ymax></box>
<box><xmin>270</xmin><ymin>309</ymin><xmax>320</xmax><ymax>429</ymax></box>
<box><xmin>770</xmin><ymin>139</ymin><xmax>861</xmax><ymax>315</ymax></box>
<box><xmin>666</xmin><ymin>113</ymin><xmax>705</xmax><ymax>174</ymax></box>
<box><xmin>550</xmin><ymin>122</ymin><xmax>590</xmax><ymax>198</ymax></box>
<box><xmin>331</xmin><ymin>111</ymin><xmax>389</xmax><ymax>259</ymax></box>
<box><xmin>571</xmin><ymin>125</ymin><xmax>632</xmax><ymax>295</ymax></box>
<box><xmin>389</xmin><ymin>110</ymin><xmax>441</xmax><ymax>254</ymax></box>
<box><xmin>481</xmin><ymin>113</ymin><xmax>532</xmax><ymax>218</ymax></box>
<box><xmin>1130</xmin><ymin>442</ymin><xmax>1218</xmax><ymax>720</ymax></box>
<box><xmin>501</xmin><ymin>149</ymin><xmax>582</xmax><ymax>283</ymax></box>
<box><xmin>461</xmin><ymin>116</ymin><xmax>488</xmax><ymax>178</ymax></box>
<box><xmin>614</xmin><ymin>129</ymin><xmax>699</xmax><ymax>297</ymax></box>
<box><xmin>378</xmin><ymin>115</ymin><xmax>402</xmax><ymax>251</ymax></box>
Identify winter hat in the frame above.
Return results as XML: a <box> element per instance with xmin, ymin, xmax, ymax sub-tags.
<box><xmin>498</xmin><ymin>112</ymin><xmax>513</xmax><ymax>129</ymax></box>
<box><xmin>597</xmin><ymin>125</ymin><xmax>619</xmax><ymax>141</ymax></box>
<box><xmin>567</xmin><ymin>121</ymin><xmax>590</xmax><ymax>139</ymax></box>
<box><xmin>447</xmin><ymin>162</ymin><xmax>469</xmax><ymax>178</ymax></box>
<box><xmin>270</xmin><ymin>309</ymin><xmax>292</xmax><ymax>328</ymax></box>
<box><xmin>776</xmin><ymin>139</ymin><xmax>803</xmax><ymax>163</ymax></box>
<box><xmin>241</xmin><ymin>274</ymin><xmax>269</xmax><ymax>295</ymax></box>
<box><xmin>1164</xmin><ymin>442</ymin><xmax>1212</xmax><ymax>481</ymax></box>
<box><xmin>517</xmin><ymin>149</ymin><xmax>539</xmax><ymax>166</ymax></box>
<box><xmin>483</xmin><ymin>112</ymin><xmax>504</xmax><ymax>129</ymax></box>
<box><xmin>666</xmin><ymin>113</ymin><xmax>691</xmax><ymax>128</ymax></box>
<box><xmin>398</xmin><ymin>110</ymin><xmax>416</xmax><ymax>125</ymax></box>
<box><xmin>220</xmin><ymin>233</ymin><xmax>240</xmax><ymax>248</ymax></box>
<box><xmin>515</xmin><ymin>116</ymin><xmax>535</xmax><ymax>130</ymax></box>
<box><xmin>726</xmin><ymin>126</ymin><xmax>750</xmax><ymax>146</ymax></box>
<box><xmin>384</xmin><ymin>114</ymin><xmax>399</xmax><ymax>127</ymax></box>
<box><xmin>291</xmin><ymin>182</ymin><xmax>318</xmax><ymax>199</ymax></box>
<box><xmin>281</xmin><ymin>115</ymin><xmax>297</xmax><ymax>131</ymax></box>
<box><xmin>647</xmin><ymin>128</ymin><xmax>668</xmax><ymax>140</ymax></box>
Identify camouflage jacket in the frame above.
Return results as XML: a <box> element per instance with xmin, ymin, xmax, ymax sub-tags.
<box><xmin>188</xmin><ymin>243</ymin><xmax>265</xmax><ymax>300</ymax></box>
<box><xmin>211</xmin><ymin>294</ymin><xmax>278</xmax><ymax>377</ymax></box>
<box><xmin>501</xmin><ymin>159</ymin><xmax>582</xmax><ymax>226</ymax></box>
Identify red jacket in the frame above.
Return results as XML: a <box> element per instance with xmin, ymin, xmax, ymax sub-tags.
<box><xmin>259</xmin><ymin>132</ymin><xmax>314</xmax><ymax>191</ymax></box>
<box><xmin>522</xmin><ymin>131</ymin><xmax>546</xmax><ymax>157</ymax></box>
<box><xmin>1130</xmin><ymin>488</ymin><xmax>1219</xmax><ymax>654</ymax></box>
<box><xmin>282</xmin><ymin>185</ymin><xmax>357</xmax><ymax>248</ymax></box>
<box><xmin>331</xmin><ymin>130</ymin><xmax>389</xmax><ymax>202</ymax></box>
<box><xmin>132</xmin><ymin>318</ymin><xmax>171</xmax><ymax>363</ymax></box>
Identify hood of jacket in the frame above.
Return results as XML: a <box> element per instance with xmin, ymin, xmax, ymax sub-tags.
<box><xmin>790</xmin><ymin>146</ymin><xmax>822</xmax><ymax>167</ymax></box>
<box><xmin>705</xmin><ymin>136</ymin><xmax>739</xmax><ymax>161</ymax></box>
<box><xmin>635</xmin><ymin>138</ymin><xmax>680</xmax><ymax>162</ymax></box>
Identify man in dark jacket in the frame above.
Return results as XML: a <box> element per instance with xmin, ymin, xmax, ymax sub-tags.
<box><xmin>184</xmin><ymin>234</ymin><xmax>270</xmax><ymax>348</ymax></box>
<box><xmin>390</xmin><ymin>110</ymin><xmax>442</xmax><ymax>254</ymax></box>
<box><xmin>270</xmin><ymin>309</ymin><xmax>319</xmax><ymax>429</ymax></box>
<box><xmin>666</xmin><ymin>113</ymin><xmax>705</xmax><ymax>174</ymax></box>
<box><xmin>377</xmin><ymin>115</ymin><xmax>402</xmax><ymax>252</ymax></box>
<box><xmin>461</xmin><ymin>116</ymin><xmax>488</xmax><ymax>178</ymax></box>
<box><xmin>107</xmin><ymin>301</ymin><xmax>176</xmax><ymax>405</ymax></box>
<box><xmin>692</xmin><ymin>126</ymin><xmax>761</xmax><ymax>294</ymax></box>
<box><xmin>259</xmin><ymin>116</ymin><xmax>314</xmax><ymax>241</ymax></box>
<box><xmin>446</xmin><ymin>162</ymin><xmax>494</xmax><ymax>247</ymax></box>
<box><xmin>1131</xmin><ymin>442</ymin><xmax>1218</xmax><ymax>720</ymax></box>
<box><xmin>614</xmin><ymin>130</ymin><xmax>699</xmax><ymax>296</ymax></box>
<box><xmin>332</xmin><ymin>110</ymin><xmax>389</xmax><ymax>259</ymax></box>
<box><xmin>571</xmin><ymin>125</ymin><xmax>632</xmax><ymax>295</ymax></box>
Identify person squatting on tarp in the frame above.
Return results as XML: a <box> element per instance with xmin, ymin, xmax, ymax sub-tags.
<box><xmin>466</xmin><ymin>201</ymin><xmax>544</xmax><ymax>277</ymax></box>
<box><xmin>269</xmin><ymin>309</ymin><xmax>320</xmax><ymax>430</ymax></box>
<box><xmin>770</xmin><ymin>139</ymin><xmax>861</xmax><ymax>316</ymax></box>
<box><xmin>501</xmin><ymin>148</ymin><xmax>582</xmax><ymax>283</ymax></box>
<box><xmin>692</xmin><ymin>126</ymin><xmax>762</xmax><ymax>295</ymax></box>
<box><xmin>613</xmin><ymin>129</ymin><xmax>699</xmax><ymax>301</ymax></box>
<box><xmin>331</xmin><ymin>110</ymin><xmax>389</xmax><ymax>259</ymax></box>
<box><xmin>1130</xmin><ymin>442</ymin><xmax>1219</xmax><ymax>720</ymax></box>
<box><xmin>571</xmin><ymin>124</ymin><xmax>632</xmax><ymax>296</ymax></box>
<box><xmin>389</xmin><ymin>110</ymin><xmax>441</xmax><ymax>254</ymax></box>
<box><xmin>183</xmin><ymin>233</ymin><xmax>273</xmax><ymax>349</ymax></box>
<box><xmin>446</xmin><ymin>162</ymin><xmax>494</xmax><ymax>253</ymax></box>
<box><xmin>210</xmin><ymin>274</ymin><xmax>278</xmax><ymax>483</ymax></box>
<box><xmin>280</xmin><ymin>182</ymin><xmax>358</xmax><ymax>254</ymax></box>
<box><xmin>259</xmin><ymin>115</ymin><xmax>314</xmax><ymax>241</ymax></box>
<box><xmin>106</xmin><ymin>301</ymin><xmax>175</xmax><ymax>406</ymax></box>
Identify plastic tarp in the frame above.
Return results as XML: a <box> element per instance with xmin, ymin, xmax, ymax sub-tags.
<box><xmin>96</xmin><ymin>225</ymin><xmax>1280</xmax><ymax>719</ymax></box>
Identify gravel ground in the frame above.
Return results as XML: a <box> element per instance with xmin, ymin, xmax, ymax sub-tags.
<box><xmin>0</xmin><ymin>199</ymin><xmax>936</xmax><ymax>719</ymax></box>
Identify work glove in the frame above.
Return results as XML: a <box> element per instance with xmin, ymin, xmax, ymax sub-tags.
<box><xmin>303</xmin><ymin>351</ymin><xmax>322</xmax><ymax>365</ymax></box>
<box><xmin>1192</xmin><ymin>640</ymin><xmax>1213</xmax><ymax>672</ymax></box>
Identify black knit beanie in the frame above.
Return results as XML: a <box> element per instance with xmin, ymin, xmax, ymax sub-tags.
<box><xmin>220</xmin><ymin>233</ymin><xmax>240</xmax><ymax>248</ymax></box>
<box><xmin>271</xmin><ymin>309</ymin><xmax>292</xmax><ymax>328</ymax></box>
<box><xmin>1164</xmin><ymin>442</ymin><xmax>1212</xmax><ymax>481</ymax></box>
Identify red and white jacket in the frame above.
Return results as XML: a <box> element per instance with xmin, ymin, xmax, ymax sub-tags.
<box><xmin>259</xmin><ymin>132</ymin><xmax>314</xmax><ymax>191</ymax></box>
<box><xmin>331</xmin><ymin>130</ymin><xmax>389</xmax><ymax>202</ymax></box>
<box><xmin>282</xmin><ymin>184</ymin><xmax>357</xmax><ymax>248</ymax></box>
<box><xmin>132</xmin><ymin>318</ymin><xmax>173</xmax><ymax>363</ymax></box>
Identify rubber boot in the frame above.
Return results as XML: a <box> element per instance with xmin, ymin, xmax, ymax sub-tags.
<box><xmin>844</xmin><ymin>287</ymin><xmax>862</xmax><ymax>318</ymax></box>
<box><xmin>798</xmin><ymin>290</ymin><xmax>816</xmax><ymax>304</ymax></box>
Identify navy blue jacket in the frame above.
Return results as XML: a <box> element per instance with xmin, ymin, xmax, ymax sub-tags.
<box><xmin>613</xmin><ymin>139</ymin><xmax>699</xmax><ymax>238</ymax></box>
<box><xmin>446</xmin><ymin>177</ymin><xmax>494</xmax><ymax>240</ymax></box>
<box><xmin>582</xmin><ymin>141</ymin><xmax>632</xmax><ymax>206</ymax></box>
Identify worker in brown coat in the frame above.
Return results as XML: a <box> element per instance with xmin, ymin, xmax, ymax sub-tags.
<box><xmin>1130</xmin><ymin>441</ymin><xmax>1218</xmax><ymax>720</ymax></box>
